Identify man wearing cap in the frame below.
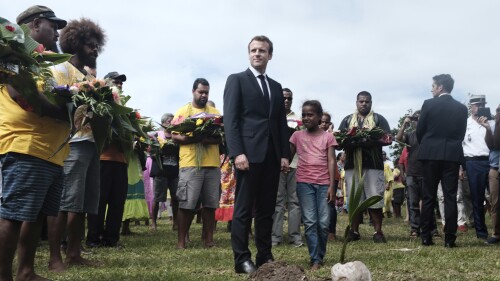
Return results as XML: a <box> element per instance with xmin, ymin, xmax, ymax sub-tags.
<box><xmin>86</xmin><ymin>72</ymin><xmax>129</xmax><ymax>248</ymax></box>
<box><xmin>16</xmin><ymin>5</ymin><xmax>67</xmax><ymax>52</ymax></box>
<box><xmin>417</xmin><ymin>74</ymin><xmax>468</xmax><ymax>248</ymax></box>
<box><xmin>104</xmin><ymin>71</ymin><xmax>126</xmax><ymax>89</ymax></box>
<box><xmin>47</xmin><ymin>18</ymin><xmax>106</xmax><ymax>271</ymax></box>
<box><xmin>0</xmin><ymin>5</ymin><xmax>69</xmax><ymax>281</ymax></box>
<box><xmin>462</xmin><ymin>94</ymin><xmax>491</xmax><ymax>240</ymax></box>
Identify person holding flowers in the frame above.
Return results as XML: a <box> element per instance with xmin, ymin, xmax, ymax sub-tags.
<box><xmin>0</xmin><ymin>6</ymin><xmax>69</xmax><ymax>281</ymax></box>
<box><xmin>337</xmin><ymin>91</ymin><xmax>392</xmax><ymax>243</ymax></box>
<box><xmin>47</xmin><ymin>17</ymin><xmax>106</xmax><ymax>270</ymax></box>
<box><xmin>171</xmin><ymin>78</ymin><xmax>222</xmax><ymax>249</ymax></box>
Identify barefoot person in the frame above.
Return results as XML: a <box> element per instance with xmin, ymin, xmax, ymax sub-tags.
<box><xmin>172</xmin><ymin>78</ymin><xmax>222</xmax><ymax>249</ymax></box>
<box><xmin>0</xmin><ymin>6</ymin><xmax>69</xmax><ymax>280</ymax></box>
<box><xmin>48</xmin><ymin>18</ymin><xmax>106</xmax><ymax>269</ymax></box>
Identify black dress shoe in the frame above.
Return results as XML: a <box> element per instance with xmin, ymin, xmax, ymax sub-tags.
<box><xmin>444</xmin><ymin>241</ymin><xmax>457</xmax><ymax>248</ymax></box>
<box><xmin>256</xmin><ymin>258</ymin><xmax>274</xmax><ymax>268</ymax></box>
<box><xmin>235</xmin><ymin>260</ymin><xmax>257</xmax><ymax>274</ymax></box>
<box><xmin>422</xmin><ymin>239</ymin><xmax>434</xmax><ymax>246</ymax></box>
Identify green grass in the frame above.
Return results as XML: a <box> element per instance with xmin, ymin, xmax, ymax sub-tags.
<box><xmin>28</xmin><ymin>212</ymin><xmax>500</xmax><ymax>281</ymax></box>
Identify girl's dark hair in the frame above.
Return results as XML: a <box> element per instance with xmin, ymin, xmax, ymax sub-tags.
<box><xmin>302</xmin><ymin>100</ymin><xmax>323</xmax><ymax>117</ymax></box>
<box><xmin>59</xmin><ymin>18</ymin><xmax>107</xmax><ymax>54</ymax></box>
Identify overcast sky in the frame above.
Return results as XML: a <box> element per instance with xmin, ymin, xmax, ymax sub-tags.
<box><xmin>4</xmin><ymin>1</ymin><xmax>500</xmax><ymax>153</ymax></box>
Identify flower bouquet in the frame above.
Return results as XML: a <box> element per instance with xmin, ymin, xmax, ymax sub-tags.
<box><xmin>1</xmin><ymin>17</ymin><xmax>72</xmax><ymax>114</ymax></box>
<box><xmin>168</xmin><ymin>112</ymin><xmax>223</xmax><ymax>169</ymax></box>
<box><xmin>335</xmin><ymin>126</ymin><xmax>392</xmax><ymax>149</ymax></box>
<box><xmin>168</xmin><ymin>112</ymin><xmax>223</xmax><ymax>139</ymax></box>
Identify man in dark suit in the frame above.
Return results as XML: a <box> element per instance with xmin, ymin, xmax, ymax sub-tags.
<box><xmin>223</xmin><ymin>35</ymin><xmax>290</xmax><ymax>274</ymax></box>
<box><xmin>417</xmin><ymin>74</ymin><xmax>468</xmax><ymax>248</ymax></box>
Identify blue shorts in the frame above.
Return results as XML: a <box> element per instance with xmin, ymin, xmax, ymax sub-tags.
<box><xmin>0</xmin><ymin>152</ymin><xmax>64</xmax><ymax>222</ymax></box>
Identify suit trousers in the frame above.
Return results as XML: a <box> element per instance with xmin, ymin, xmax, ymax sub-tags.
<box><xmin>420</xmin><ymin>160</ymin><xmax>460</xmax><ymax>242</ymax></box>
<box><xmin>87</xmin><ymin>161</ymin><xmax>128</xmax><ymax>245</ymax></box>
<box><xmin>231</xmin><ymin>143</ymin><xmax>280</xmax><ymax>266</ymax></box>
<box><xmin>272</xmin><ymin>168</ymin><xmax>302</xmax><ymax>244</ymax></box>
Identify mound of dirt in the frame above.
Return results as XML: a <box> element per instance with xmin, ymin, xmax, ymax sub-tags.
<box><xmin>249</xmin><ymin>261</ymin><xmax>308</xmax><ymax>281</ymax></box>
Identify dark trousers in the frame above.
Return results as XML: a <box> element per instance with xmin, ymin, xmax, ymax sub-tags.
<box><xmin>328</xmin><ymin>202</ymin><xmax>337</xmax><ymax>233</ymax></box>
<box><xmin>231</xmin><ymin>145</ymin><xmax>280</xmax><ymax>266</ymax></box>
<box><xmin>421</xmin><ymin>160</ymin><xmax>460</xmax><ymax>242</ymax></box>
<box><xmin>465</xmin><ymin>160</ymin><xmax>490</xmax><ymax>238</ymax></box>
<box><xmin>407</xmin><ymin>175</ymin><xmax>437</xmax><ymax>233</ymax></box>
<box><xmin>87</xmin><ymin>161</ymin><xmax>128</xmax><ymax>245</ymax></box>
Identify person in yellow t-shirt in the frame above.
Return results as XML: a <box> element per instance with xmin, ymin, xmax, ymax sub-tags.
<box><xmin>383</xmin><ymin>152</ymin><xmax>394</xmax><ymax>218</ymax></box>
<box><xmin>47</xmin><ymin>18</ymin><xmax>106</xmax><ymax>271</ymax></box>
<box><xmin>172</xmin><ymin>78</ymin><xmax>222</xmax><ymax>249</ymax></box>
<box><xmin>0</xmin><ymin>6</ymin><xmax>69</xmax><ymax>281</ymax></box>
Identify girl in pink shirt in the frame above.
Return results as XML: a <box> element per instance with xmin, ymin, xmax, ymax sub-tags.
<box><xmin>290</xmin><ymin>100</ymin><xmax>337</xmax><ymax>270</ymax></box>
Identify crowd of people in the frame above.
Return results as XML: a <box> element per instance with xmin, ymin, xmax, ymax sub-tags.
<box><xmin>1</xmin><ymin>5</ymin><xmax>500</xmax><ymax>281</ymax></box>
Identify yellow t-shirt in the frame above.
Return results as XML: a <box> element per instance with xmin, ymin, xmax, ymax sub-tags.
<box><xmin>173</xmin><ymin>103</ymin><xmax>220</xmax><ymax>168</ymax></box>
<box><xmin>0</xmin><ymin>85</ymin><xmax>70</xmax><ymax>166</ymax></box>
<box><xmin>51</xmin><ymin>61</ymin><xmax>95</xmax><ymax>141</ymax></box>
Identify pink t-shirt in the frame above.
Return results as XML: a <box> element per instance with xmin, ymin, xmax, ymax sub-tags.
<box><xmin>290</xmin><ymin>130</ymin><xmax>337</xmax><ymax>185</ymax></box>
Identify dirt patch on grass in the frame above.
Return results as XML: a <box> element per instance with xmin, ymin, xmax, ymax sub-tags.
<box><xmin>249</xmin><ymin>261</ymin><xmax>309</xmax><ymax>281</ymax></box>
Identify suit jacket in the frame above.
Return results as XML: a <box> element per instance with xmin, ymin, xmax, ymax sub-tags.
<box><xmin>223</xmin><ymin>68</ymin><xmax>290</xmax><ymax>163</ymax></box>
<box><xmin>416</xmin><ymin>94</ymin><xmax>468</xmax><ymax>162</ymax></box>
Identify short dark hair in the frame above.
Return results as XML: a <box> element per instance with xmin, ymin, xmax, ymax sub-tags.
<box><xmin>283</xmin><ymin>88</ymin><xmax>292</xmax><ymax>94</ymax></box>
<box><xmin>248</xmin><ymin>35</ymin><xmax>273</xmax><ymax>55</ymax></box>
<box><xmin>432</xmin><ymin>74</ymin><xmax>454</xmax><ymax>93</ymax></box>
<box><xmin>192</xmin><ymin>78</ymin><xmax>209</xmax><ymax>91</ymax></box>
<box><xmin>356</xmin><ymin>91</ymin><xmax>372</xmax><ymax>100</ymax></box>
<box><xmin>322</xmin><ymin>112</ymin><xmax>331</xmax><ymax>121</ymax></box>
<box><xmin>413</xmin><ymin>110</ymin><xmax>421</xmax><ymax>117</ymax></box>
<box><xmin>59</xmin><ymin>18</ymin><xmax>106</xmax><ymax>55</ymax></box>
<box><xmin>302</xmin><ymin>100</ymin><xmax>323</xmax><ymax>117</ymax></box>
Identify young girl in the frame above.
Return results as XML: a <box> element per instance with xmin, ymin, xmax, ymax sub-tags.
<box><xmin>290</xmin><ymin>100</ymin><xmax>337</xmax><ymax>270</ymax></box>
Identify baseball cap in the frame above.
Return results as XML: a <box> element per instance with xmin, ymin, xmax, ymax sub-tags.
<box><xmin>104</xmin><ymin>71</ymin><xmax>127</xmax><ymax>82</ymax></box>
<box><xmin>16</xmin><ymin>5</ymin><xmax>67</xmax><ymax>29</ymax></box>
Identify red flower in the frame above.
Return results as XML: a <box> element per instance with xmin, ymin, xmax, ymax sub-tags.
<box><xmin>213</xmin><ymin>116</ymin><xmax>222</xmax><ymax>125</ymax></box>
<box><xmin>296</xmin><ymin>120</ymin><xmax>303</xmax><ymax>127</ymax></box>
<box><xmin>34</xmin><ymin>44</ymin><xmax>45</xmax><ymax>53</ymax></box>
<box><xmin>379</xmin><ymin>133</ymin><xmax>392</xmax><ymax>145</ymax></box>
<box><xmin>5</xmin><ymin>25</ymin><xmax>15</xmax><ymax>32</ymax></box>
<box><xmin>135</xmin><ymin>111</ymin><xmax>141</xmax><ymax>119</ymax></box>
<box><xmin>347</xmin><ymin>126</ymin><xmax>357</xmax><ymax>136</ymax></box>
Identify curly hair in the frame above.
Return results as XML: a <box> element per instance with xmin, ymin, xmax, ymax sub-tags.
<box><xmin>59</xmin><ymin>17</ymin><xmax>106</xmax><ymax>54</ymax></box>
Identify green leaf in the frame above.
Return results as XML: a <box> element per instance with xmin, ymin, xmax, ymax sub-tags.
<box><xmin>351</xmin><ymin>195</ymin><xmax>383</xmax><ymax>219</ymax></box>
<box><xmin>348</xmin><ymin>175</ymin><xmax>364</xmax><ymax>223</ymax></box>
<box><xmin>111</xmin><ymin>103</ymin><xmax>134</xmax><ymax>115</ymax></box>
<box><xmin>90</xmin><ymin>115</ymin><xmax>112</xmax><ymax>154</ymax></box>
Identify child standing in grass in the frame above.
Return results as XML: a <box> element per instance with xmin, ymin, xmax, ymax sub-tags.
<box><xmin>289</xmin><ymin>100</ymin><xmax>337</xmax><ymax>270</ymax></box>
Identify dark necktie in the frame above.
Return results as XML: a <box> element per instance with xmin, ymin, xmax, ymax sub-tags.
<box><xmin>258</xmin><ymin>75</ymin><xmax>270</xmax><ymax>111</ymax></box>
